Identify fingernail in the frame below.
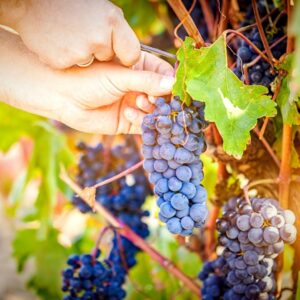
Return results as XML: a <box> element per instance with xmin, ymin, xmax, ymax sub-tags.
<box><xmin>125</xmin><ymin>108</ymin><xmax>138</xmax><ymax>120</ymax></box>
<box><xmin>160</xmin><ymin>76</ymin><xmax>175</xmax><ymax>90</ymax></box>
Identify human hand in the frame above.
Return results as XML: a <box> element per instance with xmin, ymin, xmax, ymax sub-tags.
<box><xmin>5</xmin><ymin>0</ymin><xmax>141</xmax><ymax>68</ymax></box>
<box><xmin>0</xmin><ymin>29</ymin><xmax>174</xmax><ymax>134</ymax></box>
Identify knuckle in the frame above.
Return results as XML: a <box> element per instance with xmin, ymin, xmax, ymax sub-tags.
<box><xmin>121</xmin><ymin>44</ymin><xmax>141</xmax><ymax>66</ymax></box>
<box><xmin>107</xmin><ymin>6</ymin><xmax>123</xmax><ymax>27</ymax></box>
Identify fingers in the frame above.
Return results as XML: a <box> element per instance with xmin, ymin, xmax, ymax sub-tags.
<box><xmin>113</xmin><ymin>68</ymin><xmax>175</xmax><ymax>96</ymax></box>
<box><xmin>136</xmin><ymin>94</ymin><xmax>155</xmax><ymax>112</ymax></box>
<box><xmin>133</xmin><ymin>51</ymin><xmax>174</xmax><ymax>76</ymax></box>
<box><xmin>112</xmin><ymin>17</ymin><xmax>141</xmax><ymax>66</ymax></box>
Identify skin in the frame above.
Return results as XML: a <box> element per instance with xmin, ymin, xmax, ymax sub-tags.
<box><xmin>0</xmin><ymin>0</ymin><xmax>174</xmax><ymax>134</ymax></box>
<box><xmin>0</xmin><ymin>28</ymin><xmax>174</xmax><ymax>134</ymax></box>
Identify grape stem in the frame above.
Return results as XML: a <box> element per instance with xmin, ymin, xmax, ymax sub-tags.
<box><xmin>92</xmin><ymin>160</ymin><xmax>144</xmax><ymax>189</ymax></box>
<box><xmin>253</xmin><ymin>127</ymin><xmax>281</xmax><ymax>168</ymax></box>
<box><xmin>92</xmin><ymin>226</ymin><xmax>111</xmax><ymax>259</ymax></box>
<box><xmin>224</xmin><ymin>29</ymin><xmax>272</xmax><ymax>65</ymax></box>
<box><xmin>167</xmin><ymin>0</ymin><xmax>205</xmax><ymax>47</ymax></box>
<box><xmin>252</xmin><ymin>0</ymin><xmax>276</xmax><ymax>66</ymax></box>
<box><xmin>243</xmin><ymin>178</ymin><xmax>279</xmax><ymax>202</ymax></box>
<box><xmin>60</xmin><ymin>167</ymin><xmax>201</xmax><ymax>296</ymax></box>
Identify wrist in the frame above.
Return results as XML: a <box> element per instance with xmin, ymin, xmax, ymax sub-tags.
<box><xmin>0</xmin><ymin>1</ymin><xmax>27</xmax><ymax>29</ymax></box>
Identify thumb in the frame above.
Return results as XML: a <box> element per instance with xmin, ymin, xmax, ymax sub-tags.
<box><xmin>115</xmin><ymin>69</ymin><xmax>175</xmax><ymax>96</ymax></box>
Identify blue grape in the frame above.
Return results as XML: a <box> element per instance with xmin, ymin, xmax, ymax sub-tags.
<box><xmin>170</xmin><ymin>193</ymin><xmax>189</xmax><ymax>210</ymax></box>
<box><xmin>155</xmin><ymin>116</ymin><xmax>172</xmax><ymax>134</ymax></box>
<box><xmin>149</xmin><ymin>172</ymin><xmax>162</xmax><ymax>184</ymax></box>
<box><xmin>190</xmin><ymin>204</ymin><xmax>208</xmax><ymax>222</ymax></box>
<box><xmin>154</xmin><ymin>178</ymin><xmax>169</xmax><ymax>195</ymax></box>
<box><xmin>153</xmin><ymin>159</ymin><xmax>168</xmax><ymax>173</ymax></box>
<box><xmin>177</xmin><ymin>111</ymin><xmax>192</xmax><ymax>127</ymax></box>
<box><xmin>143</xmin><ymin>159</ymin><xmax>155</xmax><ymax>173</ymax></box>
<box><xmin>143</xmin><ymin>114</ymin><xmax>156</xmax><ymax>129</ymax></box>
<box><xmin>160</xmin><ymin>143</ymin><xmax>176</xmax><ymax>160</ymax></box>
<box><xmin>142</xmin><ymin>145</ymin><xmax>153</xmax><ymax>159</ymax></box>
<box><xmin>174</xmin><ymin>148</ymin><xmax>193</xmax><ymax>164</ymax></box>
<box><xmin>181</xmin><ymin>216</ymin><xmax>194</xmax><ymax>230</ymax></box>
<box><xmin>180</xmin><ymin>182</ymin><xmax>197</xmax><ymax>199</ymax></box>
<box><xmin>172</xmin><ymin>123</ymin><xmax>184</xmax><ymax>135</ymax></box>
<box><xmin>160</xmin><ymin>202</ymin><xmax>176</xmax><ymax>218</ymax></box>
<box><xmin>175</xmin><ymin>165</ymin><xmax>192</xmax><ymax>182</ymax></box>
<box><xmin>166</xmin><ymin>217</ymin><xmax>182</xmax><ymax>234</ymax></box>
<box><xmin>176</xmin><ymin>206</ymin><xmax>189</xmax><ymax>218</ymax></box>
<box><xmin>163</xmin><ymin>168</ymin><xmax>175</xmax><ymax>179</ymax></box>
<box><xmin>191</xmin><ymin>185</ymin><xmax>207</xmax><ymax>203</ymax></box>
<box><xmin>152</xmin><ymin>145</ymin><xmax>161</xmax><ymax>159</ymax></box>
<box><xmin>168</xmin><ymin>176</ymin><xmax>183</xmax><ymax>192</ymax></box>
<box><xmin>142</xmin><ymin>131</ymin><xmax>156</xmax><ymax>146</ymax></box>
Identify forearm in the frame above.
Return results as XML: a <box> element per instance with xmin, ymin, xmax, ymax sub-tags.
<box><xmin>0</xmin><ymin>0</ymin><xmax>26</xmax><ymax>29</ymax></box>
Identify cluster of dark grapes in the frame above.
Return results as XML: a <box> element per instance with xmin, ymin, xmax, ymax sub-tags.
<box><xmin>199</xmin><ymin>197</ymin><xmax>297</xmax><ymax>299</ymax></box>
<box><xmin>233</xmin><ymin>28</ymin><xmax>286</xmax><ymax>89</ymax></box>
<box><xmin>62</xmin><ymin>141</ymin><xmax>150</xmax><ymax>299</ymax></box>
<box><xmin>233</xmin><ymin>0</ymin><xmax>286</xmax><ymax>90</ymax></box>
<box><xmin>141</xmin><ymin>97</ymin><xmax>208</xmax><ymax>235</ymax></box>
<box><xmin>62</xmin><ymin>249</ymin><xmax>126</xmax><ymax>300</ymax></box>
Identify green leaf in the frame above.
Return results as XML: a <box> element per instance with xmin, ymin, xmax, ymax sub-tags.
<box><xmin>125</xmin><ymin>227</ymin><xmax>200</xmax><ymax>300</ymax></box>
<box><xmin>297</xmin><ymin>272</ymin><xmax>300</xmax><ymax>300</ymax></box>
<box><xmin>276</xmin><ymin>54</ymin><xmax>300</xmax><ymax>125</ymax></box>
<box><xmin>173</xmin><ymin>38</ymin><xmax>194</xmax><ymax>105</ymax></box>
<box><xmin>200</xmin><ymin>154</ymin><xmax>218</xmax><ymax>199</ymax></box>
<box><xmin>112</xmin><ymin>0</ymin><xmax>165</xmax><ymax>38</ymax></box>
<box><xmin>173</xmin><ymin>36</ymin><xmax>277</xmax><ymax>158</ymax></box>
<box><xmin>13</xmin><ymin>228</ymin><xmax>68</xmax><ymax>300</ymax></box>
<box><xmin>0</xmin><ymin>102</ymin><xmax>41</xmax><ymax>151</ymax></box>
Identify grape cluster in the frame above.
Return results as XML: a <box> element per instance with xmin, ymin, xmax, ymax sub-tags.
<box><xmin>199</xmin><ymin>197</ymin><xmax>297</xmax><ymax>299</ymax></box>
<box><xmin>64</xmin><ymin>141</ymin><xmax>150</xmax><ymax>299</ymax></box>
<box><xmin>233</xmin><ymin>27</ymin><xmax>286</xmax><ymax>90</ymax></box>
<box><xmin>141</xmin><ymin>97</ymin><xmax>208</xmax><ymax>235</ymax></box>
<box><xmin>199</xmin><ymin>257</ymin><xmax>228</xmax><ymax>300</ymax></box>
<box><xmin>62</xmin><ymin>249</ymin><xmax>127</xmax><ymax>300</ymax></box>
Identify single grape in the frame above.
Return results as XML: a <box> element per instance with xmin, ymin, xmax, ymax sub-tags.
<box><xmin>168</xmin><ymin>177</ymin><xmax>183</xmax><ymax>192</ymax></box>
<box><xmin>166</xmin><ymin>217</ymin><xmax>182</xmax><ymax>234</ymax></box>
<box><xmin>160</xmin><ymin>202</ymin><xmax>176</xmax><ymax>218</ymax></box>
<box><xmin>170</xmin><ymin>193</ymin><xmax>189</xmax><ymax>210</ymax></box>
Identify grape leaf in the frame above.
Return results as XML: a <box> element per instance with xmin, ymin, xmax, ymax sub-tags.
<box><xmin>173</xmin><ymin>36</ymin><xmax>277</xmax><ymax>158</ymax></box>
<box><xmin>13</xmin><ymin>228</ymin><xmax>68</xmax><ymax>300</ymax></box>
<box><xmin>276</xmin><ymin>54</ymin><xmax>300</xmax><ymax>125</ymax></box>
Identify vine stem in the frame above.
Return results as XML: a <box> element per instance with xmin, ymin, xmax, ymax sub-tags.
<box><xmin>92</xmin><ymin>160</ymin><xmax>144</xmax><ymax>189</ymax></box>
<box><xmin>167</xmin><ymin>0</ymin><xmax>205</xmax><ymax>47</ymax></box>
<box><xmin>278</xmin><ymin>124</ymin><xmax>293</xmax><ymax>209</ymax></box>
<box><xmin>204</xmin><ymin>205</ymin><xmax>220</xmax><ymax>259</ymax></box>
<box><xmin>253</xmin><ymin>127</ymin><xmax>281</xmax><ymax>168</ymax></box>
<box><xmin>224</xmin><ymin>29</ymin><xmax>272</xmax><ymax>64</ymax></box>
<box><xmin>278</xmin><ymin>0</ymin><xmax>294</xmax><ymax>210</ymax></box>
<box><xmin>217</xmin><ymin>0</ymin><xmax>230</xmax><ymax>37</ymax></box>
<box><xmin>252</xmin><ymin>0</ymin><xmax>276</xmax><ymax>66</ymax></box>
<box><xmin>198</xmin><ymin>0</ymin><xmax>215</xmax><ymax>40</ymax></box>
<box><xmin>60</xmin><ymin>167</ymin><xmax>201</xmax><ymax>296</ymax></box>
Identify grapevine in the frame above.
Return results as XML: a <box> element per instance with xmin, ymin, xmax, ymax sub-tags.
<box><xmin>0</xmin><ymin>1</ymin><xmax>300</xmax><ymax>300</ymax></box>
